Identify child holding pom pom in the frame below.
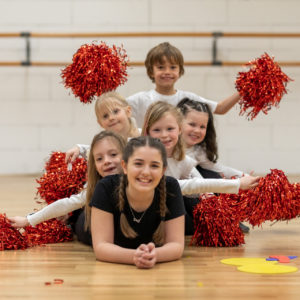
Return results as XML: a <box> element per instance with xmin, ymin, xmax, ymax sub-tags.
<box><xmin>126</xmin><ymin>42</ymin><xmax>241</xmax><ymax>128</ymax></box>
<box><xmin>90</xmin><ymin>136</ymin><xmax>185</xmax><ymax>268</ymax></box>
<box><xmin>177</xmin><ymin>97</ymin><xmax>253</xmax><ymax>233</ymax></box>
<box><xmin>177</xmin><ymin>97</ymin><xmax>247</xmax><ymax>179</ymax></box>
<box><xmin>9</xmin><ymin>131</ymin><xmax>126</xmax><ymax>245</ymax></box>
<box><xmin>142</xmin><ymin>101</ymin><xmax>259</xmax><ymax>194</ymax></box>
<box><xmin>142</xmin><ymin>101</ymin><xmax>260</xmax><ymax>234</ymax></box>
<box><xmin>66</xmin><ymin>92</ymin><xmax>140</xmax><ymax>163</ymax></box>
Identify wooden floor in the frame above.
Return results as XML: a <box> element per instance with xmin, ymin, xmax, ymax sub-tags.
<box><xmin>1</xmin><ymin>174</ymin><xmax>300</xmax><ymax>300</ymax></box>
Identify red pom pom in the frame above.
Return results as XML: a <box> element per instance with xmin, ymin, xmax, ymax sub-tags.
<box><xmin>236</xmin><ymin>53</ymin><xmax>292</xmax><ymax>120</ymax></box>
<box><xmin>61</xmin><ymin>42</ymin><xmax>128</xmax><ymax>104</ymax></box>
<box><xmin>0</xmin><ymin>213</ymin><xmax>28</xmax><ymax>250</ymax></box>
<box><xmin>241</xmin><ymin>169</ymin><xmax>300</xmax><ymax>226</ymax></box>
<box><xmin>36</xmin><ymin>152</ymin><xmax>87</xmax><ymax>205</ymax></box>
<box><xmin>191</xmin><ymin>194</ymin><xmax>245</xmax><ymax>247</ymax></box>
<box><xmin>24</xmin><ymin>219</ymin><xmax>73</xmax><ymax>247</ymax></box>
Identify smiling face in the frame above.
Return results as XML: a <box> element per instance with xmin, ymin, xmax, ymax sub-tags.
<box><xmin>93</xmin><ymin>137</ymin><xmax>123</xmax><ymax>178</ymax></box>
<box><xmin>122</xmin><ymin>146</ymin><xmax>165</xmax><ymax>195</ymax></box>
<box><xmin>148</xmin><ymin>112</ymin><xmax>181</xmax><ymax>157</ymax></box>
<box><xmin>97</xmin><ymin>100</ymin><xmax>131</xmax><ymax>138</ymax></box>
<box><xmin>181</xmin><ymin>109</ymin><xmax>209</xmax><ymax>148</ymax></box>
<box><xmin>151</xmin><ymin>57</ymin><xmax>180</xmax><ymax>94</ymax></box>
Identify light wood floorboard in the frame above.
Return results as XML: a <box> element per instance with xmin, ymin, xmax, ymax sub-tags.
<box><xmin>0</xmin><ymin>174</ymin><xmax>300</xmax><ymax>300</ymax></box>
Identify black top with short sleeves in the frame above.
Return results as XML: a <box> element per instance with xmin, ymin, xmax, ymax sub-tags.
<box><xmin>90</xmin><ymin>174</ymin><xmax>185</xmax><ymax>249</ymax></box>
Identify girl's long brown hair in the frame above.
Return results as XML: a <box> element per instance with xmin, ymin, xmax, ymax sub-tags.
<box><xmin>118</xmin><ymin>136</ymin><xmax>168</xmax><ymax>246</ymax></box>
<box><xmin>84</xmin><ymin>131</ymin><xmax>126</xmax><ymax>231</ymax></box>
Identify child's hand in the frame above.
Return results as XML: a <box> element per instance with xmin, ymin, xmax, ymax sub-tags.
<box><xmin>142</xmin><ymin>242</ymin><xmax>157</xmax><ymax>268</ymax></box>
<box><xmin>8</xmin><ymin>216</ymin><xmax>30</xmax><ymax>228</ymax></box>
<box><xmin>65</xmin><ymin>146</ymin><xmax>80</xmax><ymax>163</ymax></box>
<box><xmin>239</xmin><ymin>174</ymin><xmax>260</xmax><ymax>190</ymax></box>
<box><xmin>133</xmin><ymin>243</ymin><xmax>157</xmax><ymax>269</ymax></box>
<box><xmin>133</xmin><ymin>244</ymin><xmax>149</xmax><ymax>268</ymax></box>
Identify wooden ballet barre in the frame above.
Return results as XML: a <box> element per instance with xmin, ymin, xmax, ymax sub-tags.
<box><xmin>1</xmin><ymin>31</ymin><xmax>300</xmax><ymax>67</ymax></box>
<box><xmin>1</xmin><ymin>61</ymin><xmax>300</xmax><ymax>67</ymax></box>
<box><xmin>1</xmin><ymin>32</ymin><xmax>300</xmax><ymax>38</ymax></box>
<box><xmin>0</xmin><ymin>33</ymin><xmax>22</xmax><ymax>37</ymax></box>
<box><xmin>223</xmin><ymin>32</ymin><xmax>300</xmax><ymax>38</ymax></box>
<box><xmin>0</xmin><ymin>61</ymin><xmax>213</xmax><ymax>67</ymax></box>
<box><xmin>0</xmin><ymin>32</ymin><xmax>212</xmax><ymax>38</ymax></box>
<box><xmin>221</xmin><ymin>61</ymin><xmax>300</xmax><ymax>66</ymax></box>
<box><xmin>0</xmin><ymin>61</ymin><xmax>23</xmax><ymax>66</ymax></box>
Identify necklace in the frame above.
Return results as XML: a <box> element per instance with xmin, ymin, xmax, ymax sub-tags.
<box><xmin>129</xmin><ymin>205</ymin><xmax>147</xmax><ymax>223</ymax></box>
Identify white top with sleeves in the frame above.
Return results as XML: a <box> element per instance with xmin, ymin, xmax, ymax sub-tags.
<box><xmin>178</xmin><ymin>177</ymin><xmax>240</xmax><ymax>195</ymax></box>
<box><xmin>126</xmin><ymin>89</ymin><xmax>218</xmax><ymax>128</ymax></box>
<box><xmin>186</xmin><ymin>146</ymin><xmax>244</xmax><ymax>179</ymax></box>
<box><xmin>165</xmin><ymin>156</ymin><xmax>199</xmax><ymax>180</ymax></box>
<box><xmin>165</xmin><ymin>155</ymin><xmax>240</xmax><ymax>195</ymax></box>
<box><xmin>27</xmin><ymin>190</ymin><xmax>86</xmax><ymax>226</ymax></box>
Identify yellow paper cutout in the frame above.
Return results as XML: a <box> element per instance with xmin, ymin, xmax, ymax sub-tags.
<box><xmin>238</xmin><ymin>264</ymin><xmax>298</xmax><ymax>274</ymax></box>
<box><xmin>221</xmin><ymin>257</ymin><xmax>277</xmax><ymax>266</ymax></box>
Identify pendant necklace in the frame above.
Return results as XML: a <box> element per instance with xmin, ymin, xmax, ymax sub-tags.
<box><xmin>129</xmin><ymin>205</ymin><xmax>147</xmax><ymax>223</ymax></box>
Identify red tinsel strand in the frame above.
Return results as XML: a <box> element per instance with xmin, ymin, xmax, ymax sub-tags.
<box><xmin>236</xmin><ymin>53</ymin><xmax>292</xmax><ymax>120</ymax></box>
<box><xmin>0</xmin><ymin>213</ymin><xmax>28</xmax><ymax>251</ymax></box>
<box><xmin>24</xmin><ymin>219</ymin><xmax>73</xmax><ymax>247</ymax></box>
<box><xmin>61</xmin><ymin>42</ymin><xmax>128</xmax><ymax>103</ymax></box>
<box><xmin>36</xmin><ymin>152</ymin><xmax>87</xmax><ymax>204</ymax></box>
<box><xmin>190</xmin><ymin>194</ymin><xmax>245</xmax><ymax>247</ymax></box>
<box><xmin>241</xmin><ymin>169</ymin><xmax>300</xmax><ymax>226</ymax></box>
<box><xmin>293</xmin><ymin>183</ymin><xmax>300</xmax><ymax>215</ymax></box>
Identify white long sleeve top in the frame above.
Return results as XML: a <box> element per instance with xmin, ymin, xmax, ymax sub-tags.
<box><xmin>166</xmin><ymin>155</ymin><xmax>240</xmax><ymax>195</ymax></box>
<box><xmin>27</xmin><ymin>190</ymin><xmax>86</xmax><ymax>226</ymax></box>
<box><xmin>126</xmin><ymin>89</ymin><xmax>218</xmax><ymax>128</ymax></box>
<box><xmin>186</xmin><ymin>146</ymin><xmax>244</xmax><ymax>179</ymax></box>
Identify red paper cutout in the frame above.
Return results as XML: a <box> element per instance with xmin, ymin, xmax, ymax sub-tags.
<box><xmin>269</xmin><ymin>255</ymin><xmax>290</xmax><ymax>263</ymax></box>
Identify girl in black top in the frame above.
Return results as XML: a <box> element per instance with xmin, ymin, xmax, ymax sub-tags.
<box><xmin>90</xmin><ymin>136</ymin><xmax>185</xmax><ymax>269</ymax></box>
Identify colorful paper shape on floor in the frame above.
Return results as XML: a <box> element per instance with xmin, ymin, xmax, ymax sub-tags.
<box><xmin>288</xmin><ymin>256</ymin><xmax>298</xmax><ymax>260</ymax></box>
<box><xmin>221</xmin><ymin>258</ymin><xmax>277</xmax><ymax>266</ymax></box>
<box><xmin>267</xmin><ymin>255</ymin><xmax>298</xmax><ymax>262</ymax></box>
<box><xmin>238</xmin><ymin>264</ymin><xmax>298</xmax><ymax>274</ymax></box>
<box><xmin>269</xmin><ymin>255</ymin><xmax>290</xmax><ymax>263</ymax></box>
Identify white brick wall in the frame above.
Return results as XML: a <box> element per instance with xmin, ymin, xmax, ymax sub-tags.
<box><xmin>0</xmin><ymin>0</ymin><xmax>300</xmax><ymax>175</ymax></box>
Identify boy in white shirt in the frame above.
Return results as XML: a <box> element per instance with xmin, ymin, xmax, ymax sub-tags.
<box><xmin>126</xmin><ymin>42</ymin><xmax>241</xmax><ymax>127</ymax></box>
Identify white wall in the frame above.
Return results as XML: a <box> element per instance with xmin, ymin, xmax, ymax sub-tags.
<box><xmin>0</xmin><ymin>0</ymin><xmax>299</xmax><ymax>175</ymax></box>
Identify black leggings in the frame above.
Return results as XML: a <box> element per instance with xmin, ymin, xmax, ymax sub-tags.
<box><xmin>73</xmin><ymin>210</ymin><xmax>92</xmax><ymax>246</ymax></box>
<box><xmin>184</xmin><ymin>165</ymin><xmax>222</xmax><ymax>235</ymax></box>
